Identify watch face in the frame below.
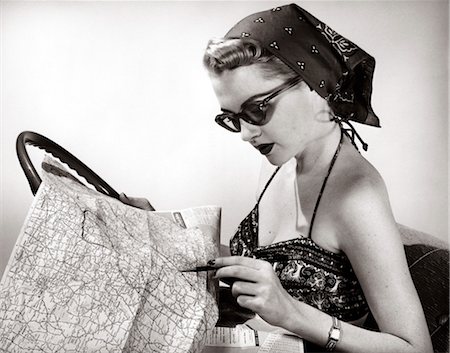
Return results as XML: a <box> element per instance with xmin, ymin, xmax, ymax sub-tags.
<box><xmin>330</xmin><ymin>328</ymin><xmax>340</xmax><ymax>341</ymax></box>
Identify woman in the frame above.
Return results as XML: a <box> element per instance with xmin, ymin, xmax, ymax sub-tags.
<box><xmin>202</xmin><ymin>3</ymin><xmax>432</xmax><ymax>353</ymax></box>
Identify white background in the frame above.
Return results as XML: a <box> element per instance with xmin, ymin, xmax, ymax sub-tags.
<box><xmin>1</xmin><ymin>1</ymin><xmax>448</xmax><ymax>277</ymax></box>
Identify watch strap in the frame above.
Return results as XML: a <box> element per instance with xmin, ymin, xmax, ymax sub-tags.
<box><xmin>325</xmin><ymin>316</ymin><xmax>341</xmax><ymax>351</ymax></box>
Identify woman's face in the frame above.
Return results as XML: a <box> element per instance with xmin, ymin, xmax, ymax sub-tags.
<box><xmin>210</xmin><ymin>64</ymin><xmax>327</xmax><ymax>166</ymax></box>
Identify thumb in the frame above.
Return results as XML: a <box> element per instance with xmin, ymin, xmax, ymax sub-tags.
<box><xmin>119</xmin><ymin>192</ymin><xmax>130</xmax><ymax>203</ymax></box>
<box><xmin>119</xmin><ymin>193</ymin><xmax>155</xmax><ymax>211</ymax></box>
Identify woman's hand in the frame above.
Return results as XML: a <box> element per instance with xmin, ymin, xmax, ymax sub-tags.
<box><xmin>119</xmin><ymin>193</ymin><xmax>155</xmax><ymax>211</ymax></box>
<box><xmin>213</xmin><ymin>256</ymin><xmax>297</xmax><ymax>328</ymax></box>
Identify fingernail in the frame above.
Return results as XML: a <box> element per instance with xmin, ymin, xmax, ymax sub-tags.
<box><xmin>122</xmin><ymin>193</ymin><xmax>128</xmax><ymax>199</ymax></box>
<box><xmin>207</xmin><ymin>259</ymin><xmax>215</xmax><ymax>266</ymax></box>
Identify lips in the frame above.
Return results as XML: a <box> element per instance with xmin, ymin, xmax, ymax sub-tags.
<box><xmin>256</xmin><ymin>143</ymin><xmax>275</xmax><ymax>155</ymax></box>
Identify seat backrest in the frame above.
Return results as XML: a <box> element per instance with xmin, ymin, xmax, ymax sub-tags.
<box><xmin>363</xmin><ymin>224</ymin><xmax>448</xmax><ymax>353</ymax></box>
<box><xmin>398</xmin><ymin>224</ymin><xmax>449</xmax><ymax>353</ymax></box>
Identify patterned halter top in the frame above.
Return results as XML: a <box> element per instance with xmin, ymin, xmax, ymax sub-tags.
<box><xmin>229</xmin><ymin>132</ymin><xmax>369</xmax><ymax>322</ymax></box>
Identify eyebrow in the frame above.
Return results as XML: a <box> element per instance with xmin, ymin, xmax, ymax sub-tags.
<box><xmin>220</xmin><ymin>108</ymin><xmax>235</xmax><ymax>113</ymax></box>
<box><xmin>220</xmin><ymin>92</ymin><xmax>268</xmax><ymax>114</ymax></box>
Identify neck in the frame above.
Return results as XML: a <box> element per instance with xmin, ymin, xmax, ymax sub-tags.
<box><xmin>295</xmin><ymin>123</ymin><xmax>341</xmax><ymax>176</ymax></box>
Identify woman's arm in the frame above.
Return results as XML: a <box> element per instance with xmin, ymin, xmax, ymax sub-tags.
<box><xmin>322</xmin><ymin>174</ymin><xmax>432</xmax><ymax>352</ymax></box>
<box><xmin>213</xmin><ymin>176</ymin><xmax>432</xmax><ymax>353</ymax></box>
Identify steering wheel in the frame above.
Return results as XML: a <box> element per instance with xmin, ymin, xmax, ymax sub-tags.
<box><xmin>16</xmin><ymin>131</ymin><xmax>120</xmax><ymax>199</ymax></box>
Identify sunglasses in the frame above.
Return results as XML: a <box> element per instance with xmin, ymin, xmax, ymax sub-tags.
<box><xmin>215</xmin><ymin>76</ymin><xmax>303</xmax><ymax>133</ymax></box>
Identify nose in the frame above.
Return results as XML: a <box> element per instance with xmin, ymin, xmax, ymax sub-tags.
<box><xmin>239</xmin><ymin>120</ymin><xmax>261</xmax><ymax>142</ymax></box>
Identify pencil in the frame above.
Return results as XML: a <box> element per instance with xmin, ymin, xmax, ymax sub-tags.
<box><xmin>180</xmin><ymin>265</ymin><xmax>216</xmax><ymax>272</ymax></box>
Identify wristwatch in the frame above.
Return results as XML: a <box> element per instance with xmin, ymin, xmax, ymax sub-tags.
<box><xmin>325</xmin><ymin>316</ymin><xmax>341</xmax><ymax>351</ymax></box>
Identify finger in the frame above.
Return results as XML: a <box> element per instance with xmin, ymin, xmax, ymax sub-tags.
<box><xmin>119</xmin><ymin>193</ymin><xmax>155</xmax><ymax>211</ymax></box>
<box><xmin>236</xmin><ymin>295</ymin><xmax>263</xmax><ymax>313</ymax></box>
<box><xmin>231</xmin><ymin>280</ymin><xmax>258</xmax><ymax>297</ymax></box>
<box><xmin>138</xmin><ymin>199</ymin><xmax>154</xmax><ymax>211</ymax></box>
<box><xmin>214</xmin><ymin>256</ymin><xmax>268</xmax><ymax>269</ymax></box>
<box><xmin>120</xmin><ymin>193</ymin><xmax>137</xmax><ymax>206</ymax></box>
<box><xmin>215</xmin><ymin>265</ymin><xmax>258</xmax><ymax>283</ymax></box>
<box><xmin>235</xmin><ymin>295</ymin><xmax>260</xmax><ymax>311</ymax></box>
<box><xmin>120</xmin><ymin>193</ymin><xmax>139</xmax><ymax>208</ymax></box>
<box><xmin>129</xmin><ymin>197</ymin><xmax>151</xmax><ymax>210</ymax></box>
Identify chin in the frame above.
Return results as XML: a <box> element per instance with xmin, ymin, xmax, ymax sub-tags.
<box><xmin>265</xmin><ymin>154</ymin><xmax>289</xmax><ymax>166</ymax></box>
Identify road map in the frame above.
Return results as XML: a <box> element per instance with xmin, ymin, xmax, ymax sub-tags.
<box><xmin>0</xmin><ymin>156</ymin><xmax>219</xmax><ymax>352</ymax></box>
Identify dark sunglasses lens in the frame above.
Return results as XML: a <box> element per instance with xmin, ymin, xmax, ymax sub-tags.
<box><xmin>216</xmin><ymin>114</ymin><xmax>240</xmax><ymax>132</ymax></box>
<box><xmin>242</xmin><ymin>103</ymin><xmax>266</xmax><ymax>125</ymax></box>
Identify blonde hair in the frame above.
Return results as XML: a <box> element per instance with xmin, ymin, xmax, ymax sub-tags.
<box><xmin>203</xmin><ymin>38</ymin><xmax>298</xmax><ymax>80</ymax></box>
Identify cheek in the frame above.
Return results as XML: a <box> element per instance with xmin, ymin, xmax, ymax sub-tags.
<box><xmin>263</xmin><ymin>90</ymin><xmax>315</xmax><ymax>142</ymax></box>
<box><xmin>274</xmin><ymin>105</ymin><xmax>311</xmax><ymax>140</ymax></box>
<box><xmin>264</xmin><ymin>118</ymin><xmax>306</xmax><ymax>156</ymax></box>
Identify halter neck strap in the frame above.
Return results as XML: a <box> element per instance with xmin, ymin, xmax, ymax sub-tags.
<box><xmin>257</xmin><ymin>166</ymin><xmax>282</xmax><ymax>204</ymax></box>
<box><xmin>256</xmin><ymin>129</ymin><xmax>343</xmax><ymax>236</ymax></box>
<box><xmin>308</xmin><ymin>130</ymin><xmax>344</xmax><ymax>238</ymax></box>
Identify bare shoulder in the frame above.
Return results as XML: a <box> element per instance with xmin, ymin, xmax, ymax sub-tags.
<box><xmin>334</xmin><ymin>142</ymin><xmax>388</xmax><ymax>211</ymax></box>
<box><xmin>330</xmin><ymin>139</ymin><xmax>400</xmax><ymax>252</ymax></box>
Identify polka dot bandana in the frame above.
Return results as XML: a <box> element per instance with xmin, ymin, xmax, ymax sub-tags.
<box><xmin>225</xmin><ymin>3</ymin><xmax>380</xmax><ymax>127</ymax></box>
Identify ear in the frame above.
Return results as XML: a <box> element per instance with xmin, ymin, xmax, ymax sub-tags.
<box><xmin>310</xmin><ymin>89</ymin><xmax>332</xmax><ymax>123</ymax></box>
